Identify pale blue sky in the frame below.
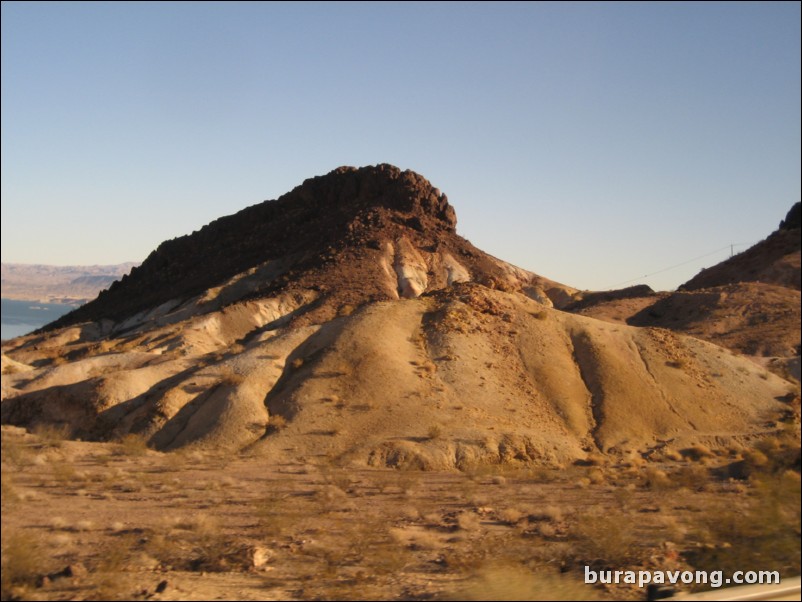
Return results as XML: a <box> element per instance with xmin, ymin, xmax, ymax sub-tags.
<box><xmin>2</xmin><ymin>1</ymin><xmax>799</xmax><ymax>291</ymax></box>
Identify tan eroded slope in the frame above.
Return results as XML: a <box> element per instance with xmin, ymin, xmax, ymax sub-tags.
<box><xmin>2</xmin><ymin>284</ymin><xmax>789</xmax><ymax>469</ymax></box>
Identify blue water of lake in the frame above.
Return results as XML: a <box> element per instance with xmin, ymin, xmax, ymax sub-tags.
<box><xmin>1</xmin><ymin>298</ymin><xmax>76</xmax><ymax>340</ymax></box>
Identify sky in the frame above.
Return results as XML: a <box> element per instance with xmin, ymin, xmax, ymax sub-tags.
<box><xmin>2</xmin><ymin>1</ymin><xmax>800</xmax><ymax>292</ymax></box>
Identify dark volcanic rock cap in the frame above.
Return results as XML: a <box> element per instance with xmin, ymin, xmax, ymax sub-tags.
<box><xmin>46</xmin><ymin>165</ymin><xmax>460</xmax><ymax>328</ymax></box>
<box><xmin>780</xmin><ymin>202</ymin><xmax>801</xmax><ymax>231</ymax></box>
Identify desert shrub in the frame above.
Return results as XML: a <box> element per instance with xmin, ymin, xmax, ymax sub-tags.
<box><xmin>572</xmin><ymin>513</ymin><xmax>638</xmax><ymax>566</ymax></box>
<box><xmin>1</xmin><ymin>473</ymin><xmax>18</xmax><ymax>504</ymax></box>
<box><xmin>583</xmin><ymin>452</ymin><xmax>607</xmax><ymax>466</ymax></box>
<box><xmin>586</xmin><ymin>468</ymin><xmax>606</xmax><ymax>485</ymax></box>
<box><xmin>752</xmin><ymin>435</ymin><xmax>801</xmax><ymax>474</ymax></box>
<box><xmin>419</xmin><ymin>361</ymin><xmax>437</xmax><ymax>374</ymax></box>
<box><xmin>252</xmin><ymin>492</ymin><xmax>296</xmax><ymax>537</ymax></box>
<box><xmin>662</xmin><ymin>449</ymin><xmax>683</xmax><ymax>462</ymax></box>
<box><xmin>427</xmin><ymin>424</ymin><xmax>443</xmax><ymax>440</ymax></box>
<box><xmin>320</xmin><ymin>467</ymin><xmax>354</xmax><ymax>493</ymax></box>
<box><xmin>445</xmin><ymin>564</ymin><xmax>595</xmax><ymax>601</ymax></box>
<box><xmin>642</xmin><ymin>467</ymin><xmax>672</xmax><ymax>490</ymax></box>
<box><xmin>219</xmin><ymin>366</ymin><xmax>245</xmax><ymax>386</ymax></box>
<box><xmin>338</xmin><ymin>304</ymin><xmax>356</xmax><ymax>317</ymax></box>
<box><xmin>228</xmin><ymin>343</ymin><xmax>246</xmax><ymax>355</ymax></box>
<box><xmin>50</xmin><ymin>461</ymin><xmax>78</xmax><ymax>484</ymax></box>
<box><xmin>528</xmin><ymin>505</ymin><xmax>563</xmax><ymax>523</ymax></box>
<box><xmin>114</xmin><ymin>433</ymin><xmax>149</xmax><ymax>457</ymax></box>
<box><xmin>32</xmin><ymin>423</ymin><xmax>70</xmax><ymax>448</ymax></box>
<box><xmin>672</xmin><ymin>464</ymin><xmax>709</xmax><ymax>490</ymax></box>
<box><xmin>457</xmin><ymin>511</ymin><xmax>481</xmax><ymax>531</ymax></box>
<box><xmin>498</xmin><ymin>508</ymin><xmax>523</xmax><ymax>525</ymax></box>
<box><xmin>145</xmin><ymin>515</ymin><xmax>250</xmax><ymax>572</ymax></box>
<box><xmin>680</xmin><ymin>444</ymin><xmax>713</xmax><ymax>462</ymax></box>
<box><xmin>685</xmin><ymin>471</ymin><xmax>801</xmax><ymax>577</ymax></box>
<box><xmin>268</xmin><ymin>414</ymin><xmax>288</xmax><ymax>433</ymax></box>
<box><xmin>1</xmin><ymin>436</ymin><xmax>31</xmax><ymax>467</ymax></box>
<box><xmin>1</xmin><ymin>531</ymin><xmax>45</xmax><ymax>598</ymax></box>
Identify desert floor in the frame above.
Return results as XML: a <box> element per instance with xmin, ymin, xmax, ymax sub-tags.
<box><xmin>2</xmin><ymin>425</ymin><xmax>799</xmax><ymax>601</ymax></box>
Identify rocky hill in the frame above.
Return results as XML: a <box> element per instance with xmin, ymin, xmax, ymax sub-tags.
<box><xmin>1</xmin><ymin>166</ymin><xmax>796</xmax><ymax>468</ymax></box>
<box><xmin>681</xmin><ymin>202</ymin><xmax>801</xmax><ymax>292</ymax></box>
<box><xmin>47</xmin><ymin>165</ymin><xmax>572</xmax><ymax>332</ymax></box>
<box><xmin>571</xmin><ymin>203</ymin><xmax>801</xmax><ymax>381</ymax></box>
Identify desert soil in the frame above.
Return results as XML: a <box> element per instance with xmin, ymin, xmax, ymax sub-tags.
<box><xmin>3</xmin><ymin>425</ymin><xmax>800</xmax><ymax>601</ymax></box>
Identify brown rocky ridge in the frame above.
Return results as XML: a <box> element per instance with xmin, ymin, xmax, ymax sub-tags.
<box><xmin>681</xmin><ymin>201</ymin><xmax>801</xmax><ymax>292</ymax></box>
<box><xmin>571</xmin><ymin>202</ymin><xmax>801</xmax><ymax>383</ymax></box>
<box><xmin>46</xmin><ymin>164</ymin><xmax>569</xmax><ymax>332</ymax></box>
<box><xmin>1</xmin><ymin>166</ymin><xmax>797</xmax><ymax>470</ymax></box>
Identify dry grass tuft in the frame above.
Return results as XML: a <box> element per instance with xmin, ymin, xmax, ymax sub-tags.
<box><xmin>31</xmin><ymin>423</ymin><xmax>70</xmax><ymax>449</ymax></box>
<box><xmin>143</xmin><ymin>514</ymin><xmax>251</xmax><ymax>573</ymax></box>
<box><xmin>529</xmin><ymin>505</ymin><xmax>563</xmax><ymax>522</ymax></box>
<box><xmin>219</xmin><ymin>366</ymin><xmax>245</xmax><ymax>386</ymax></box>
<box><xmin>427</xmin><ymin>424</ymin><xmax>443</xmax><ymax>440</ymax></box>
<box><xmin>498</xmin><ymin>508</ymin><xmax>523</xmax><ymax>525</ymax></box>
<box><xmin>1</xmin><ymin>530</ymin><xmax>46</xmax><ymax>598</ymax></box>
<box><xmin>338</xmin><ymin>303</ymin><xmax>356</xmax><ymax>317</ymax></box>
<box><xmin>268</xmin><ymin>414</ymin><xmax>288</xmax><ymax>432</ymax></box>
<box><xmin>446</xmin><ymin>564</ymin><xmax>596</xmax><ymax>601</ymax></box>
<box><xmin>572</xmin><ymin>513</ymin><xmax>638</xmax><ymax>566</ymax></box>
<box><xmin>114</xmin><ymin>433</ymin><xmax>149</xmax><ymax>457</ymax></box>
<box><xmin>681</xmin><ymin>444</ymin><xmax>713</xmax><ymax>462</ymax></box>
<box><xmin>642</xmin><ymin>467</ymin><xmax>672</xmax><ymax>490</ymax></box>
<box><xmin>686</xmin><ymin>470</ymin><xmax>801</xmax><ymax>576</ymax></box>
<box><xmin>457</xmin><ymin>511</ymin><xmax>481</xmax><ymax>531</ymax></box>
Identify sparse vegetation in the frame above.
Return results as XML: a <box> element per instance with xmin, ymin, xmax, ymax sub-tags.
<box><xmin>1</xmin><ymin>531</ymin><xmax>46</xmax><ymax>599</ymax></box>
<box><xmin>686</xmin><ymin>470</ymin><xmax>801</xmax><ymax>578</ymax></box>
<box><xmin>446</xmin><ymin>565</ymin><xmax>596</xmax><ymax>601</ymax></box>
<box><xmin>219</xmin><ymin>365</ymin><xmax>246</xmax><ymax>386</ymax></box>
<box><xmin>31</xmin><ymin>423</ymin><xmax>70</xmax><ymax>448</ymax></box>
<box><xmin>228</xmin><ymin>342</ymin><xmax>246</xmax><ymax>355</ymax></box>
<box><xmin>426</xmin><ymin>424</ymin><xmax>443</xmax><ymax>440</ymax></box>
<box><xmin>457</xmin><ymin>510</ymin><xmax>481</xmax><ymax>531</ymax></box>
<box><xmin>268</xmin><ymin>414</ymin><xmax>288</xmax><ymax>432</ymax></box>
<box><xmin>1</xmin><ymin>424</ymin><xmax>800</xmax><ymax>601</ymax></box>
<box><xmin>338</xmin><ymin>303</ymin><xmax>356</xmax><ymax>317</ymax></box>
<box><xmin>114</xmin><ymin>433</ymin><xmax>149</xmax><ymax>456</ymax></box>
<box><xmin>681</xmin><ymin>444</ymin><xmax>713</xmax><ymax>461</ymax></box>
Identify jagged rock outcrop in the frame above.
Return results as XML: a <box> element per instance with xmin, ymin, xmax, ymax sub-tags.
<box><xmin>47</xmin><ymin>164</ymin><xmax>572</xmax><ymax>332</ymax></box>
<box><xmin>780</xmin><ymin>202</ymin><xmax>801</xmax><ymax>231</ymax></box>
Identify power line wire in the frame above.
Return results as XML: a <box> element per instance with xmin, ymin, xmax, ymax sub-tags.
<box><xmin>607</xmin><ymin>241</ymin><xmax>755</xmax><ymax>289</ymax></box>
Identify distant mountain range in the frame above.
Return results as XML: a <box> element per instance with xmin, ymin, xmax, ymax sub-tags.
<box><xmin>1</xmin><ymin>262</ymin><xmax>138</xmax><ymax>305</ymax></box>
